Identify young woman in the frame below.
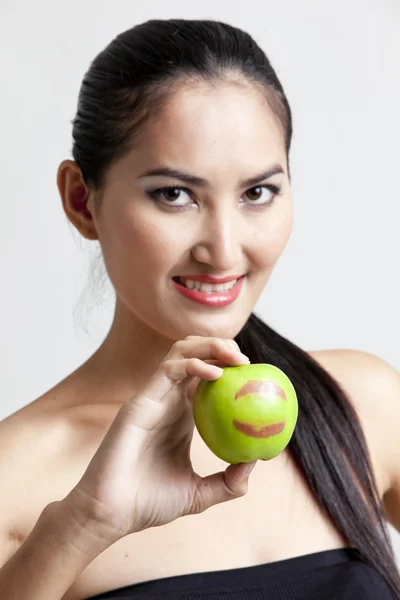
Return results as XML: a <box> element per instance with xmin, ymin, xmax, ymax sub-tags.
<box><xmin>1</xmin><ymin>18</ymin><xmax>400</xmax><ymax>600</ymax></box>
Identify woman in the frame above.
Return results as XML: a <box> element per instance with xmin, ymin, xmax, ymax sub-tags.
<box><xmin>1</xmin><ymin>18</ymin><xmax>399</xmax><ymax>600</ymax></box>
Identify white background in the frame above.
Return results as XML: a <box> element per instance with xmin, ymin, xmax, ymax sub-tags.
<box><xmin>1</xmin><ymin>0</ymin><xmax>399</xmax><ymax>557</ymax></box>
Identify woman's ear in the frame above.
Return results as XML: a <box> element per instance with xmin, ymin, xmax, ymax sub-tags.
<box><xmin>57</xmin><ymin>159</ymin><xmax>99</xmax><ymax>241</ymax></box>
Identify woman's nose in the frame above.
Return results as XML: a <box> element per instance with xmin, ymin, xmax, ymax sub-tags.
<box><xmin>191</xmin><ymin>209</ymin><xmax>244</xmax><ymax>272</ymax></box>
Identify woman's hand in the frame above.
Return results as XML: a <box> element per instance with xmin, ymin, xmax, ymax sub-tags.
<box><xmin>63</xmin><ymin>336</ymin><xmax>257</xmax><ymax>545</ymax></box>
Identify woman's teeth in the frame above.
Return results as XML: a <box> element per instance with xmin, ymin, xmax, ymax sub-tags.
<box><xmin>179</xmin><ymin>278</ymin><xmax>238</xmax><ymax>293</ymax></box>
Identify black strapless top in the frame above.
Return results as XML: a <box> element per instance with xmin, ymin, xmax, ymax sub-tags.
<box><xmin>82</xmin><ymin>548</ymin><xmax>396</xmax><ymax>599</ymax></box>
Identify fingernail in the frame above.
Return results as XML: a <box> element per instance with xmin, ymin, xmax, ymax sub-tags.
<box><xmin>244</xmin><ymin>461</ymin><xmax>257</xmax><ymax>476</ymax></box>
<box><xmin>209</xmin><ymin>365</ymin><xmax>224</xmax><ymax>376</ymax></box>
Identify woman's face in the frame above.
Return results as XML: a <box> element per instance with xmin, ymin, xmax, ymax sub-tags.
<box><xmin>89</xmin><ymin>81</ymin><xmax>293</xmax><ymax>341</ymax></box>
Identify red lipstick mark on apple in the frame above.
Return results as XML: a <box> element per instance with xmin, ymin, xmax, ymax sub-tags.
<box><xmin>233</xmin><ymin>420</ymin><xmax>286</xmax><ymax>438</ymax></box>
<box><xmin>234</xmin><ymin>380</ymin><xmax>287</xmax><ymax>401</ymax></box>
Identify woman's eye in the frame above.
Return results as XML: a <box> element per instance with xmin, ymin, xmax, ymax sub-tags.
<box><xmin>147</xmin><ymin>187</ymin><xmax>192</xmax><ymax>208</ymax></box>
<box><xmin>243</xmin><ymin>185</ymin><xmax>280</xmax><ymax>206</ymax></box>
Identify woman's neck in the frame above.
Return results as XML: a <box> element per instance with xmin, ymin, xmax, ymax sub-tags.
<box><xmin>61</xmin><ymin>299</ymin><xmax>174</xmax><ymax>408</ymax></box>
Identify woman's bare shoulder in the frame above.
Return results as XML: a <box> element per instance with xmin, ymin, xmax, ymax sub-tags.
<box><xmin>309</xmin><ymin>347</ymin><xmax>400</xmax><ymax>503</ymax></box>
<box><xmin>0</xmin><ymin>376</ymin><xmax>115</xmax><ymax>553</ymax></box>
<box><xmin>0</xmin><ymin>381</ymin><xmax>84</xmax><ymax>488</ymax></box>
<box><xmin>0</xmin><ymin>387</ymin><xmax>71</xmax><ymax>563</ymax></box>
<box><xmin>0</xmin><ymin>377</ymin><xmax>117</xmax><ymax>481</ymax></box>
<box><xmin>1</xmin><ymin>362</ymin><xmax>119</xmax><ymax>445</ymax></box>
<box><xmin>0</xmin><ymin>388</ymin><xmax>69</xmax><ymax>460</ymax></box>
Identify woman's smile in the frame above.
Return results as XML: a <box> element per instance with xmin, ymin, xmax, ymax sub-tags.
<box><xmin>171</xmin><ymin>274</ymin><xmax>246</xmax><ymax>307</ymax></box>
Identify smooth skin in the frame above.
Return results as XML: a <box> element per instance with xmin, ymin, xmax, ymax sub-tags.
<box><xmin>1</xmin><ymin>78</ymin><xmax>400</xmax><ymax>600</ymax></box>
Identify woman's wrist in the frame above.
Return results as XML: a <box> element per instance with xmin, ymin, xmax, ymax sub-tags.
<box><xmin>50</xmin><ymin>493</ymin><xmax>120</xmax><ymax>563</ymax></box>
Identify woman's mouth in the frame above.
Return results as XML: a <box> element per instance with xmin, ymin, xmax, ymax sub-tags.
<box><xmin>172</xmin><ymin>275</ymin><xmax>246</xmax><ymax>307</ymax></box>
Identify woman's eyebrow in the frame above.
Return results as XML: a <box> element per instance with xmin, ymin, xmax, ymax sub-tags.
<box><xmin>138</xmin><ymin>164</ymin><xmax>284</xmax><ymax>188</ymax></box>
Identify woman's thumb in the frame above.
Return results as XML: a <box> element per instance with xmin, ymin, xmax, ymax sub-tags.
<box><xmin>190</xmin><ymin>461</ymin><xmax>257</xmax><ymax>514</ymax></box>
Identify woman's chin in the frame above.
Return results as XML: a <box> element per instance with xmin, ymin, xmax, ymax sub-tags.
<box><xmin>171</xmin><ymin>312</ymin><xmax>248</xmax><ymax>340</ymax></box>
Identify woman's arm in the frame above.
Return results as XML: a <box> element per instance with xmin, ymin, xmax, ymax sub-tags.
<box><xmin>0</xmin><ymin>498</ymin><xmax>113</xmax><ymax>600</ymax></box>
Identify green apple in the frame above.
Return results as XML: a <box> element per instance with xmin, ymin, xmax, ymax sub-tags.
<box><xmin>193</xmin><ymin>363</ymin><xmax>298</xmax><ymax>464</ymax></box>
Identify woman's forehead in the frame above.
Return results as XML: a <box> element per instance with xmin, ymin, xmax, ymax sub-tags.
<box><xmin>128</xmin><ymin>86</ymin><xmax>285</xmax><ymax>167</ymax></box>
<box><xmin>154</xmin><ymin>81</ymin><xmax>281</xmax><ymax>135</ymax></box>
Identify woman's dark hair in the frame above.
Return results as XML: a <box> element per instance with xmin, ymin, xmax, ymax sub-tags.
<box><xmin>71</xmin><ymin>18</ymin><xmax>400</xmax><ymax>596</ymax></box>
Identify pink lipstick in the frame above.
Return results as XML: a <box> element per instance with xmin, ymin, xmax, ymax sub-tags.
<box><xmin>172</xmin><ymin>275</ymin><xmax>245</xmax><ymax>307</ymax></box>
